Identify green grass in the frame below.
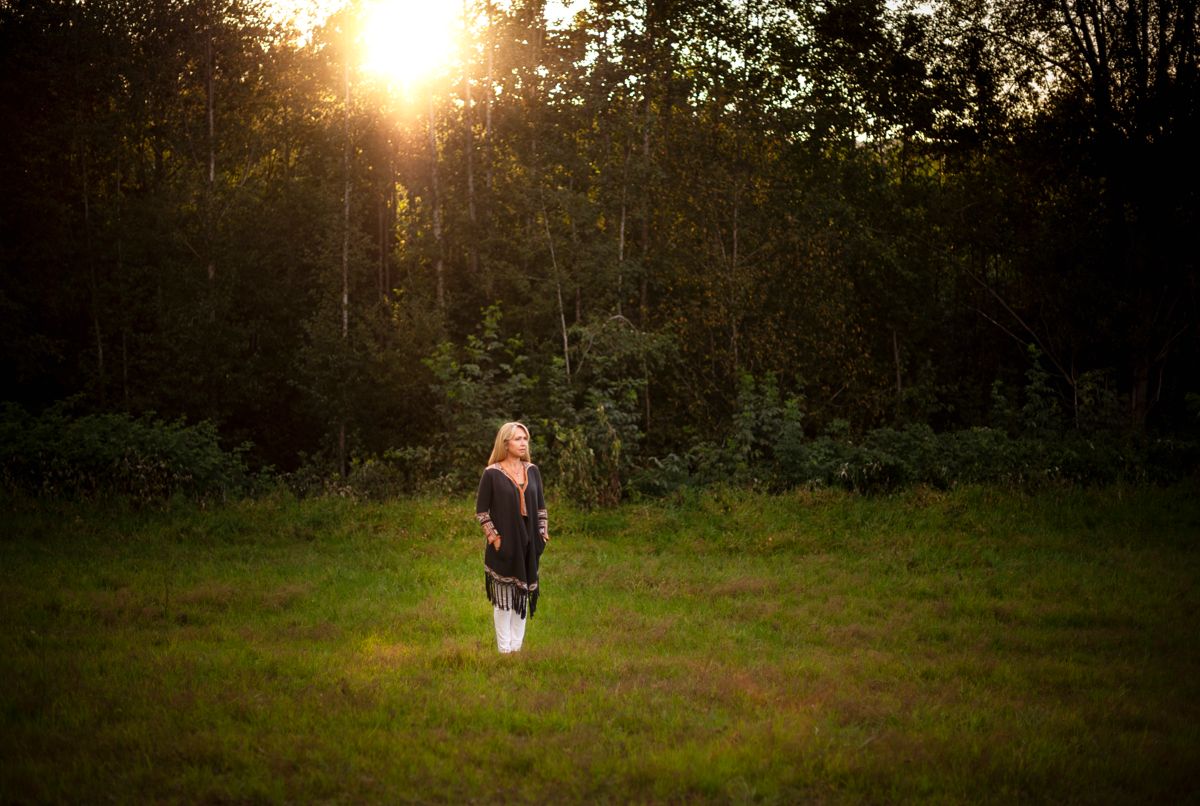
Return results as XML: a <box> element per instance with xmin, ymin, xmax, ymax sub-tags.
<box><xmin>2</xmin><ymin>484</ymin><xmax>1198</xmax><ymax>803</ymax></box>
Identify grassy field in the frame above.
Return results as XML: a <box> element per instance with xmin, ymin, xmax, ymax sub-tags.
<box><xmin>2</xmin><ymin>484</ymin><xmax>1198</xmax><ymax>803</ymax></box>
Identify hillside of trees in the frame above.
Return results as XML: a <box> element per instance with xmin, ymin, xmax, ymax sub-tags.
<box><xmin>1</xmin><ymin>0</ymin><xmax>1196</xmax><ymax>500</ymax></box>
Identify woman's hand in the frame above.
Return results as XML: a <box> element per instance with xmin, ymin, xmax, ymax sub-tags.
<box><xmin>487</xmin><ymin>532</ymin><xmax>501</xmax><ymax>550</ymax></box>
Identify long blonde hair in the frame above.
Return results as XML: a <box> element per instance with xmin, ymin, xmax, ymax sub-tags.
<box><xmin>487</xmin><ymin>421</ymin><xmax>531</xmax><ymax>465</ymax></box>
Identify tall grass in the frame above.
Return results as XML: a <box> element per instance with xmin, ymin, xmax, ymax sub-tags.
<box><xmin>2</xmin><ymin>485</ymin><xmax>1197</xmax><ymax>802</ymax></box>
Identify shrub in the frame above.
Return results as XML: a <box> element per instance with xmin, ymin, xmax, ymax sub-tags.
<box><xmin>773</xmin><ymin>424</ymin><xmax>1197</xmax><ymax>493</ymax></box>
<box><xmin>552</xmin><ymin>402</ymin><xmax>626</xmax><ymax>509</ymax></box>
<box><xmin>627</xmin><ymin>451</ymin><xmax>693</xmax><ymax>498</ymax></box>
<box><xmin>729</xmin><ymin>373</ymin><xmax>805</xmax><ymax>482</ymax></box>
<box><xmin>0</xmin><ymin>402</ymin><xmax>255</xmax><ymax>502</ymax></box>
<box><xmin>423</xmin><ymin>305</ymin><xmax>536</xmax><ymax>491</ymax></box>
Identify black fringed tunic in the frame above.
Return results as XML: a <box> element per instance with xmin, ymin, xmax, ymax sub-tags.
<box><xmin>475</xmin><ymin>462</ymin><xmax>547</xmax><ymax>619</ymax></box>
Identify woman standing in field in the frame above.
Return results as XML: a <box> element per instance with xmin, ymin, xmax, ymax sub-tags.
<box><xmin>475</xmin><ymin>422</ymin><xmax>549</xmax><ymax>653</ymax></box>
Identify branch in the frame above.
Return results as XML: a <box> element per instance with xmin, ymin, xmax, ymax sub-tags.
<box><xmin>971</xmin><ymin>305</ymin><xmax>1027</xmax><ymax>349</ymax></box>
<box><xmin>1154</xmin><ymin>323</ymin><xmax>1190</xmax><ymax>364</ymax></box>
<box><xmin>965</xmin><ymin>20</ymin><xmax>1086</xmax><ymax>84</ymax></box>
<box><xmin>608</xmin><ymin>313</ymin><xmax>639</xmax><ymax>330</ymax></box>
<box><xmin>576</xmin><ymin>315</ymin><xmax>642</xmax><ymax>378</ymax></box>
<box><xmin>538</xmin><ymin>192</ymin><xmax>572</xmax><ymax>382</ymax></box>
<box><xmin>178</xmin><ymin>230</ymin><xmax>203</xmax><ymax>262</ymax></box>
<box><xmin>968</xmin><ymin>269</ymin><xmax>1074</xmax><ymax>385</ymax></box>
<box><xmin>215</xmin><ymin>146</ymin><xmax>260</xmax><ymax>228</ymax></box>
<box><xmin>1058</xmin><ymin>0</ymin><xmax>1102</xmax><ymax>80</ymax></box>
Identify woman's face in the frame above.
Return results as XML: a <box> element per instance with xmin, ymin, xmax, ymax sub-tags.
<box><xmin>506</xmin><ymin>428</ymin><xmax>529</xmax><ymax>460</ymax></box>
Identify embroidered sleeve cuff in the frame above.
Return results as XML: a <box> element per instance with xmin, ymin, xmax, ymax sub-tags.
<box><xmin>475</xmin><ymin>512</ymin><xmax>499</xmax><ymax>540</ymax></box>
<box><xmin>537</xmin><ymin>508</ymin><xmax>548</xmax><ymax>538</ymax></box>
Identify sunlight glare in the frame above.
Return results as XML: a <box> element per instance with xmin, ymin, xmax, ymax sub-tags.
<box><xmin>360</xmin><ymin>0</ymin><xmax>459</xmax><ymax>88</ymax></box>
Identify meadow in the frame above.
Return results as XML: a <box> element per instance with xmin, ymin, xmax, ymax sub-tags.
<box><xmin>2</xmin><ymin>484</ymin><xmax>1198</xmax><ymax>803</ymax></box>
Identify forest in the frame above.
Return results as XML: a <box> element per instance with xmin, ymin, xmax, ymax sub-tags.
<box><xmin>1</xmin><ymin>0</ymin><xmax>1197</xmax><ymax>502</ymax></box>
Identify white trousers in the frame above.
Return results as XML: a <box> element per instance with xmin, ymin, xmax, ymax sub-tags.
<box><xmin>493</xmin><ymin>606</ymin><xmax>527</xmax><ymax>653</ymax></box>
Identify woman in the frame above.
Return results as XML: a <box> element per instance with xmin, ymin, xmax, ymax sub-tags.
<box><xmin>475</xmin><ymin>421</ymin><xmax>549</xmax><ymax>653</ymax></box>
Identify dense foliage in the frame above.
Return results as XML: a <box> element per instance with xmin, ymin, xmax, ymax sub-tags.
<box><xmin>0</xmin><ymin>402</ymin><xmax>254</xmax><ymax>501</ymax></box>
<box><xmin>1</xmin><ymin>0</ymin><xmax>1196</xmax><ymax>502</ymax></box>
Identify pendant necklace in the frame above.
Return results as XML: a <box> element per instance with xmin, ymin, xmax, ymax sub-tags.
<box><xmin>501</xmin><ymin>461</ymin><xmax>528</xmax><ymax>516</ymax></box>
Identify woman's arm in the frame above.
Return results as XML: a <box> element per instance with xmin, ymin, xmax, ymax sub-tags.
<box><xmin>475</xmin><ymin>470</ymin><xmax>501</xmax><ymax>548</ymax></box>
<box><xmin>535</xmin><ymin>466</ymin><xmax>548</xmax><ymax>542</ymax></box>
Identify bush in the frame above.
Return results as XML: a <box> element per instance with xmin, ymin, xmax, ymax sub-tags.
<box><xmin>546</xmin><ymin>395</ymin><xmax>627</xmax><ymax>509</ymax></box>
<box><xmin>627</xmin><ymin>451</ymin><xmax>693</xmax><ymax>498</ymax></box>
<box><xmin>0</xmin><ymin>402</ymin><xmax>256</xmax><ymax>502</ymax></box>
<box><xmin>623</xmin><ymin>366</ymin><xmax>1197</xmax><ymax>500</ymax></box>
<box><xmin>423</xmin><ymin>305</ymin><xmax>536</xmax><ymax>492</ymax></box>
<box><xmin>773</xmin><ymin>424</ymin><xmax>1197</xmax><ymax>493</ymax></box>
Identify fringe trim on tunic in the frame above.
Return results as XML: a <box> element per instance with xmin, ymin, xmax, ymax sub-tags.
<box><xmin>485</xmin><ymin>571</ymin><xmax>539</xmax><ymax>619</ymax></box>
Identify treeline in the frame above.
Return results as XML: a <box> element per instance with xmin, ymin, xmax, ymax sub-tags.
<box><xmin>0</xmin><ymin>0</ymin><xmax>1196</xmax><ymax>501</ymax></box>
<box><xmin>2</xmin><ymin>360</ymin><xmax>1196</xmax><ymax>503</ymax></box>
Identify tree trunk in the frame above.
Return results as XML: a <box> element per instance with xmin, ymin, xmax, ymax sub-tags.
<box><xmin>1131</xmin><ymin>355</ymin><xmax>1151</xmax><ymax>429</ymax></box>
<box><xmin>639</xmin><ymin>88</ymin><xmax>652</xmax><ymax>325</ymax></box>
<box><xmin>730</xmin><ymin>186</ymin><xmax>739</xmax><ymax>370</ymax></box>
<box><xmin>541</xmin><ymin>201</ymin><xmax>571</xmax><ymax>381</ymax></box>
<box><xmin>81</xmin><ymin>145</ymin><xmax>105</xmax><ymax>405</ymax></box>
<box><xmin>122</xmin><ymin>331</ymin><xmax>129</xmax><ymax>410</ymax></box>
<box><xmin>378</xmin><ymin>190</ymin><xmax>386</xmax><ymax>303</ymax></box>
<box><xmin>893</xmin><ymin>328</ymin><xmax>902</xmax><ymax>403</ymax></box>
<box><xmin>617</xmin><ymin>144</ymin><xmax>629</xmax><ymax>316</ymax></box>
<box><xmin>484</xmin><ymin>0</ymin><xmax>495</xmax><ymax>194</ymax></box>
<box><xmin>117</xmin><ymin>148</ymin><xmax>128</xmax><ymax>409</ymax></box>
<box><xmin>378</xmin><ymin>139</ymin><xmax>395</xmax><ymax>305</ymax></box>
<box><xmin>463</xmin><ymin>0</ymin><xmax>480</xmax><ymax>287</ymax></box>
<box><xmin>339</xmin><ymin>422</ymin><xmax>347</xmax><ymax>479</ymax></box>
<box><xmin>341</xmin><ymin>59</ymin><xmax>350</xmax><ymax>341</ymax></box>
<box><xmin>428</xmin><ymin>92</ymin><xmax>445</xmax><ymax>312</ymax></box>
<box><xmin>385</xmin><ymin>141</ymin><xmax>397</xmax><ymax>301</ymax></box>
<box><xmin>205</xmin><ymin>3</ymin><xmax>216</xmax><ymax>287</ymax></box>
<box><xmin>340</xmin><ymin>56</ymin><xmax>351</xmax><ymax>478</ymax></box>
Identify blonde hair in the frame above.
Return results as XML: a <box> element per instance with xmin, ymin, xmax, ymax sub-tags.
<box><xmin>487</xmin><ymin>421</ymin><xmax>531</xmax><ymax>465</ymax></box>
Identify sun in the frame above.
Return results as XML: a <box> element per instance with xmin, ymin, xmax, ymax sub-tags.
<box><xmin>359</xmin><ymin>0</ymin><xmax>460</xmax><ymax>88</ymax></box>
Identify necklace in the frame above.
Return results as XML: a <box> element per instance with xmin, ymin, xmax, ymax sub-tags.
<box><xmin>499</xmin><ymin>461</ymin><xmax>528</xmax><ymax>516</ymax></box>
